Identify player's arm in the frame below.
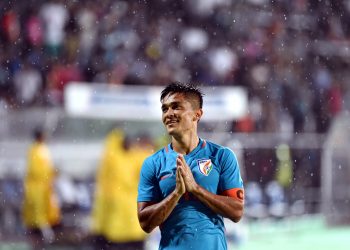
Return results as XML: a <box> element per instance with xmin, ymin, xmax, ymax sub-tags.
<box><xmin>177</xmin><ymin>154</ymin><xmax>244</xmax><ymax>222</ymax></box>
<box><xmin>138</xmin><ymin>167</ymin><xmax>185</xmax><ymax>233</ymax></box>
<box><xmin>190</xmin><ymin>184</ymin><xmax>243</xmax><ymax>222</ymax></box>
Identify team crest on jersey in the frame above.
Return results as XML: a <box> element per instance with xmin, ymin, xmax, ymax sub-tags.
<box><xmin>197</xmin><ymin>159</ymin><xmax>213</xmax><ymax>176</ymax></box>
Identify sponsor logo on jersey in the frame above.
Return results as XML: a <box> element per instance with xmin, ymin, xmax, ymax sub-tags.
<box><xmin>197</xmin><ymin>159</ymin><xmax>213</xmax><ymax>176</ymax></box>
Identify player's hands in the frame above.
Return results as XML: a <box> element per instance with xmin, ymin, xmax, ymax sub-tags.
<box><xmin>175</xmin><ymin>163</ymin><xmax>186</xmax><ymax>196</ymax></box>
<box><xmin>177</xmin><ymin>154</ymin><xmax>198</xmax><ymax>193</ymax></box>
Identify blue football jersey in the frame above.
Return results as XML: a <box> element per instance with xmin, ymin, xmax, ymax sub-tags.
<box><xmin>137</xmin><ymin>139</ymin><xmax>244</xmax><ymax>250</ymax></box>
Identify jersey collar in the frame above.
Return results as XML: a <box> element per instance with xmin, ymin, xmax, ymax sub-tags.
<box><xmin>166</xmin><ymin>138</ymin><xmax>206</xmax><ymax>157</ymax></box>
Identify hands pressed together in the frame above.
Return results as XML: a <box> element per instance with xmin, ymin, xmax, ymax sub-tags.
<box><xmin>173</xmin><ymin>153</ymin><xmax>244</xmax><ymax>222</ymax></box>
<box><xmin>175</xmin><ymin>154</ymin><xmax>198</xmax><ymax>196</ymax></box>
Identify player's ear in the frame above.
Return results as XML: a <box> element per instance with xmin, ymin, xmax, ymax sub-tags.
<box><xmin>193</xmin><ymin>109</ymin><xmax>203</xmax><ymax>122</ymax></box>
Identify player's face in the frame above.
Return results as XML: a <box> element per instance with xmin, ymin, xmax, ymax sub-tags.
<box><xmin>161</xmin><ymin>93</ymin><xmax>202</xmax><ymax>136</ymax></box>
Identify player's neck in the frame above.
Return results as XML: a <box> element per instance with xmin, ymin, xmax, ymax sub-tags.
<box><xmin>171</xmin><ymin>132</ymin><xmax>199</xmax><ymax>155</ymax></box>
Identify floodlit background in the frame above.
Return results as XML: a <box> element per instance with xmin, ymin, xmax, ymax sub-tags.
<box><xmin>1</xmin><ymin>0</ymin><xmax>350</xmax><ymax>249</ymax></box>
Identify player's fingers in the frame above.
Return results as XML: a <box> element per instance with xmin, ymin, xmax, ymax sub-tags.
<box><xmin>178</xmin><ymin>164</ymin><xmax>185</xmax><ymax>175</ymax></box>
<box><xmin>175</xmin><ymin>168</ymin><xmax>185</xmax><ymax>194</ymax></box>
<box><xmin>177</xmin><ymin>167</ymin><xmax>186</xmax><ymax>184</ymax></box>
<box><xmin>176</xmin><ymin>166</ymin><xmax>184</xmax><ymax>176</ymax></box>
<box><xmin>176</xmin><ymin>156</ymin><xmax>183</xmax><ymax>167</ymax></box>
<box><xmin>178</xmin><ymin>154</ymin><xmax>189</xmax><ymax>168</ymax></box>
<box><xmin>176</xmin><ymin>168</ymin><xmax>182</xmax><ymax>184</ymax></box>
<box><xmin>177</xmin><ymin>157</ymin><xmax>190</xmax><ymax>176</ymax></box>
<box><xmin>177</xmin><ymin>159</ymin><xmax>186</xmax><ymax>174</ymax></box>
<box><xmin>178</xmin><ymin>168</ymin><xmax>185</xmax><ymax>181</ymax></box>
<box><xmin>176</xmin><ymin>167</ymin><xmax>181</xmax><ymax>176</ymax></box>
<box><xmin>178</xmin><ymin>153</ymin><xmax>185</xmax><ymax>162</ymax></box>
<box><xmin>177</xmin><ymin>155</ymin><xmax>184</xmax><ymax>168</ymax></box>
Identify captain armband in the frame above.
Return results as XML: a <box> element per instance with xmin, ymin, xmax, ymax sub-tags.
<box><xmin>220</xmin><ymin>188</ymin><xmax>244</xmax><ymax>203</ymax></box>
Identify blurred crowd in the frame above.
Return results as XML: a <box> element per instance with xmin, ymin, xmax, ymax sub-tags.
<box><xmin>1</xmin><ymin>0</ymin><xmax>350</xmax><ymax>133</ymax></box>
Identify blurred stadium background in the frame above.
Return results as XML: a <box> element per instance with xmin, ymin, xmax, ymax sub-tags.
<box><xmin>1</xmin><ymin>0</ymin><xmax>350</xmax><ymax>249</ymax></box>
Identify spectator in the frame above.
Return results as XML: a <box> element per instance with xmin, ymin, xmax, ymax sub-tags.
<box><xmin>13</xmin><ymin>61</ymin><xmax>42</xmax><ymax>106</ymax></box>
<box><xmin>25</xmin><ymin>8</ymin><xmax>44</xmax><ymax>47</ymax></box>
<box><xmin>40</xmin><ymin>0</ymin><xmax>68</xmax><ymax>56</ymax></box>
<box><xmin>1</xmin><ymin>8</ymin><xmax>20</xmax><ymax>43</ymax></box>
<box><xmin>46</xmin><ymin>60</ymin><xmax>83</xmax><ymax>105</ymax></box>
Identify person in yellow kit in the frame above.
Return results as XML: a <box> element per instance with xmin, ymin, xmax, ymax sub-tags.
<box><xmin>91</xmin><ymin>129</ymin><xmax>150</xmax><ymax>250</ymax></box>
<box><xmin>22</xmin><ymin>128</ymin><xmax>61</xmax><ymax>249</ymax></box>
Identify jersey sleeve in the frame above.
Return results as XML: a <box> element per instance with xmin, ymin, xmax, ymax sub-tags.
<box><xmin>137</xmin><ymin>157</ymin><xmax>161</xmax><ymax>202</ymax></box>
<box><xmin>218</xmin><ymin>147</ymin><xmax>244</xmax><ymax>192</ymax></box>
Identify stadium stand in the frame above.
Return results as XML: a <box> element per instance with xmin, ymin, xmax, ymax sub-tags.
<box><xmin>0</xmin><ymin>0</ymin><xmax>350</xmax><ymax>249</ymax></box>
<box><xmin>0</xmin><ymin>0</ymin><xmax>349</xmax><ymax>134</ymax></box>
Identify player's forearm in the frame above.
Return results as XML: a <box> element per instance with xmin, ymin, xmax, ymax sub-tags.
<box><xmin>138</xmin><ymin>191</ymin><xmax>182</xmax><ymax>233</ymax></box>
<box><xmin>191</xmin><ymin>185</ymin><xmax>244</xmax><ymax>222</ymax></box>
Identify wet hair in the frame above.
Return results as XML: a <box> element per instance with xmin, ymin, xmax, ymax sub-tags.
<box><xmin>160</xmin><ymin>82</ymin><xmax>204</xmax><ymax>109</ymax></box>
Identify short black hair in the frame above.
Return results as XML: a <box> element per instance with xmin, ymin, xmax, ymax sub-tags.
<box><xmin>33</xmin><ymin>127</ymin><xmax>44</xmax><ymax>141</ymax></box>
<box><xmin>160</xmin><ymin>82</ymin><xmax>204</xmax><ymax>109</ymax></box>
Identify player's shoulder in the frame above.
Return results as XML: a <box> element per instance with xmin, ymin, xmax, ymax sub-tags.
<box><xmin>205</xmin><ymin>140</ymin><xmax>236</xmax><ymax>159</ymax></box>
<box><xmin>205</xmin><ymin>140</ymin><xmax>232</xmax><ymax>153</ymax></box>
<box><xmin>142</xmin><ymin>146</ymin><xmax>168</xmax><ymax>164</ymax></box>
<box><xmin>205</xmin><ymin>140</ymin><xmax>225</xmax><ymax>149</ymax></box>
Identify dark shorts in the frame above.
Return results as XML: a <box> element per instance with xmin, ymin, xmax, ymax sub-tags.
<box><xmin>25</xmin><ymin>224</ymin><xmax>63</xmax><ymax>242</ymax></box>
<box><xmin>92</xmin><ymin>235</ymin><xmax>144</xmax><ymax>250</ymax></box>
<box><xmin>26</xmin><ymin>227</ymin><xmax>42</xmax><ymax>237</ymax></box>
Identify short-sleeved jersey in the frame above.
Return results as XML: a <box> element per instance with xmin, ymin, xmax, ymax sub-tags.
<box><xmin>137</xmin><ymin>139</ymin><xmax>244</xmax><ymax>250</ymax></box>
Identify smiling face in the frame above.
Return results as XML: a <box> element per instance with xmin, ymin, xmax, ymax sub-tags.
<box><xmin>161</xmin><ymin>92</ymin><xmax>203</xmax><ymax>137</ymax></box>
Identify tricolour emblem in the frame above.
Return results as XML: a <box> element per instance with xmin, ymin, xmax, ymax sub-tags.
<box><xmin>197</xmin><ymin>159</ymin><xmax>213</xmax><ymax>176</ymax></box>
